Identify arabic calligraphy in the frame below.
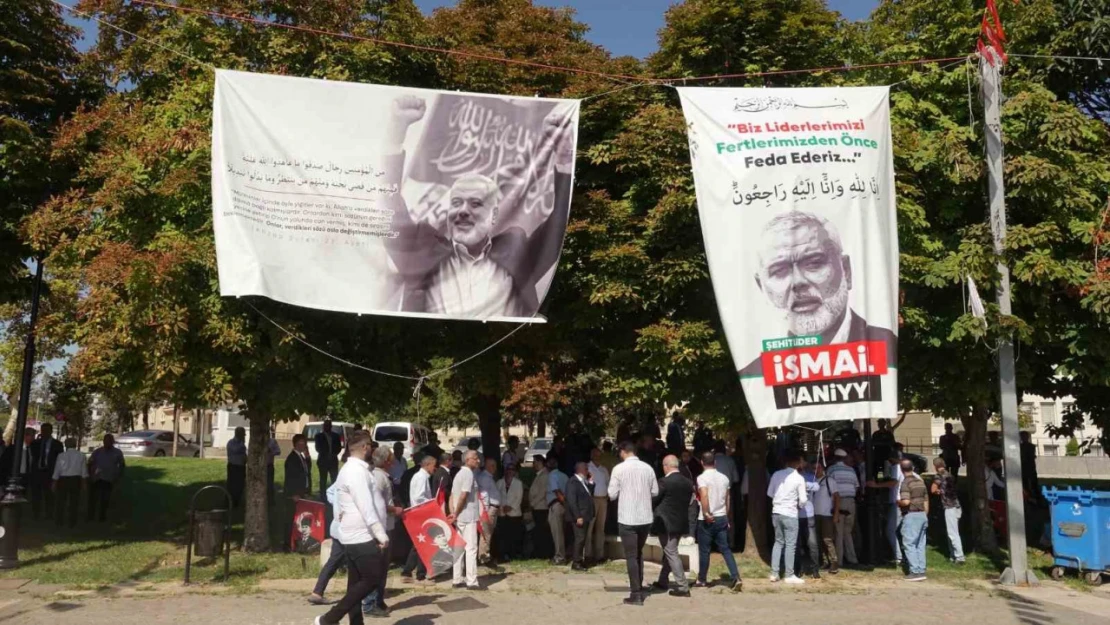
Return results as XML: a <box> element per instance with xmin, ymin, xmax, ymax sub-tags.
<box><xmin>731</xmin><ymin>173</ymin><xmax>881</xmax><ymax>207</ymax></box>
<box><xmin>733</xmin><ymin>96</ymin><xmax>850</xmax><ymax>114</ymax></box>
<box><xmin>227</xmin><ymin>154</ymin><xmax>397</xmax><ymax>196</ymax></box>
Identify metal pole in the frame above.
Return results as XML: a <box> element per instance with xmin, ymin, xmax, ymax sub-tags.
<box><xmin>0</xmin><ymin>259</ymin><xmax>45</xmax><ymax>569</ymax></box>
<box><xmin>980</xmin><ymin>50</ymin><xmax>1037</xmax><ymax>586</ymax></box>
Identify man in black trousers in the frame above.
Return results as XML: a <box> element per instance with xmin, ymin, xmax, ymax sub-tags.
<box><xmin>650</xmin><ymin>454</ymin><xmax>694</xmax><ymax>596</ymax></box>
<box><xmin>565</xmin><ymin>462</ymin><xmax>595</xmax><ymax>571</ymax></box>
<box><xmin>315</xmin><ymin>420</ymin><xmax>342</xmax><ymax>495</ymax></box>
<box><xmin>29</xmin><ymin>423</ymin><xmax>62</xmax><ymax>520</ymax></box>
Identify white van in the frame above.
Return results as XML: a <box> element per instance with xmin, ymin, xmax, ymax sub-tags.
<box><xmin>302</xmin><ymin>421</ymin><xmax>358</xmax><ymax>462</ymax></box>
<box><xmin>372</xmin><ymin>421</ymin><xmax>433</xmax><ymax>463</ymax></box>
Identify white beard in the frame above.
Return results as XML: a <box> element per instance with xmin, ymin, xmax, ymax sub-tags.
<box><xmin>786</xmin><ymin>278</ymin><xmax>850</xmax><ymax>336</ymax></box>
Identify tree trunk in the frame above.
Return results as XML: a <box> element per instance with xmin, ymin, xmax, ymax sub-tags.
<box><xmin>197</xmin><ymin>408</ymin><xmax>204</xmax><ymax>459</ymax></box>
<box><xmin>475</xmin><ymin>395</ymin><xmax>502</xmax><ymax>466</ymax></box>
<box><xmin>243</xmin><ymin>411</ymin><xmax>271</xmax><ymax>552</ymax></box>
<box><xmin>142</xmin><ymin>403</ymin><xmax>149</xmax><ymax>430</ymax></box>
<box><xmin>537</xmin><ymin>419</ymin><xmax>546</xmax><ymax>438</ymax></box>
<box><xmin>742</xmin><ymin>425</ymin><xmax>771</xmax><ymax>563</ymax></box>
<box><xmin>961</xmin><ymin>407</ymin><xmax>998</xmax><ymax>553</ymax></box>
<box><xmin>171</xmin><ymin>403</ymin><xmax>179</xmax><ymax>457</ymax></box>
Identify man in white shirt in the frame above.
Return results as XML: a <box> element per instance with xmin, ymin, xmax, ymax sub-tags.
<box><xmin>51</xmin><ymin>437</ymin><xmax>87</xmax><ymax>527</ymax></box>
<box><xmin>767</xmin><ymin>450</ymin><xmax>808</xmax><ymax>584</ymax></box>
<box><xmin>400</xmin><ymin>454</ymin><xmax>438</xmax><ymax>584</ymax></box>
<box><xmin>827</xmin><ymin>449</ymin><xmax>860</xmax><ymax>566</ymax></box>
<box><xmin>608</xmin><ymin>441</ymin><xmax>659</xmax><ymax>606</ymax></box>
<box><xmin>451</xmin><ymin>450</ymin><xmax>482</xmax><ymax>590</ymax></box>
<box><xmin>796</xmin><ymin>457</ymin><xmax>822</xmax><ymax>578</ymax></box>
<box><xmin>476</xmin><ymin>456</ymin><xmax>501</xmax><ymax>565</ymax></box>
<box><xmin>695</xmin><ymin>452</ymin><xmax>742</xmax><ymax>592</ymax></box>
<box><xmin>586</xmin><ymin>446</ymin><xmax>611</xmax><ymax>563</ymax></box>
<box><xmin>363</xmin><ymin>446</ymin><xmax>402</xmax><ymax>617</ymax></box>
<box><xmin>389</xmin><ymin>442</ymin><xmax>407</xmax><ymax>486</ymax></box>
<box><xmin>495</xmin><ymin>463</ymin><xmax>524</xmax><ymax>561</ymax></box>
<box><xmin>315</xmin><ymin>431</ymin><xmax>389</xmax><ymax>625</ymax></box>
<box><xmin>867</xmin><ymin>451</ymin><xmax>904</xmax><ymax>566</ymax></box>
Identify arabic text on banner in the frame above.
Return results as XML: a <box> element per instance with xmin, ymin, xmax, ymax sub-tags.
<box><xmin>212</xmin><ymin>70</ymin><xmax>580</xmax><ymax>323</ymax></box>
<box><xmin>677</xmin><ymin>87</ymin><xmax>899</xmax><ymax>428</ymax></box>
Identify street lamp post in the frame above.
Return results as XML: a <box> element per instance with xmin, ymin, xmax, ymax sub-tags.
<box><xmin>0</xmin><ymin>259</ymin><xmax>45</xmax><ymax>569</ymax></box>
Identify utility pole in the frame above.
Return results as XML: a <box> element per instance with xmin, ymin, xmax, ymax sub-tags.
<box><xmin>980</xmin><ymin>48</ymin><xmax>1037</xmax><ymax>586</ymax></box>
<box><xmin>0</xmin><ymin>259</ymin><xmax>45</xmax><ymax>569</ymax></box>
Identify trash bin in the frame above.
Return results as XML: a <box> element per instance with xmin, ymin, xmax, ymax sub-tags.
<box><xmin>194</xmin><ymin>510</ymin><xmax>227</xmax><ymax>557</ymax></box>
<box><xmin>1042</xmin><ymin>487</ymin><xmax>1110</xmax><ymax>585</ymax></box>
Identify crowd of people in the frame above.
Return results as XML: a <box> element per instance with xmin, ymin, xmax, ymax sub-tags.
<box><xmin>210</xmin><ymin>413</ymin><xmax>1049</xmax><ymax>623</ymax></box>
<box><xmin>0</xmin><ymin>424</ymin><xmax>127</xmax><ymax>525</ymax></box>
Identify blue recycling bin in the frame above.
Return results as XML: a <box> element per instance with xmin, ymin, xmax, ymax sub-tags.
<box><xmin>1042</xmin><ymin>487</ymin><xmax>1110</xmax><ymax>584</ymax></box>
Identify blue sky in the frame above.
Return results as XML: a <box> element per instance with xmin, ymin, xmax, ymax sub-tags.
<box><xmin>67</xmin><ymin>0</ymin><xmax>880</xmax><ymax>58</ymax></box>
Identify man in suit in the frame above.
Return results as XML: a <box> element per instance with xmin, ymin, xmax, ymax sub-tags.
<box><xmin>738</xmin><ymin>211</ymin><xmax>897</xmax><ymax>378</ymax></box>
<box><xmin>0</xmin><ymin>427</ymin><xmax>35</xmax><ymax>489</ymax></box>
<box><xmin>650</xmin><ymin>454</ymin><xmax>694</xmax><ymax>596</ymax></box>
<box><xmin>314</xmin><ymin>419</ymin><xmax>342</xmax><ymax>495</ymax></box>
<box><xmin>382</xmin><ymin>96</ymin><xmax>575</xmax><ymax>318</ymax></box>
<box><xmin>283</xmin><ymin>434</ymin><xmax>312</xmax><ymax>551</ymax></box>
<box><xmin>565</xmin><ymin>461</ymin><xmax>596</xmax><ymax>571</ymax></box>
<box><xmin>29</xmin><ymin>423</ymin><xmax>62</xmax><ymax>520</ymax></box>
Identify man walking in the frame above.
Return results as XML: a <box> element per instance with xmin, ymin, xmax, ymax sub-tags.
<box><xmin>226</xmin><ymin>426</ymin><xmax>247</xmax><ymax>509</ymax></box>
<box><xmin>586</xmin><ymin>446</ymin><xmax>610</xmax><ymax>563</ymax></box>
<box><xmin>931</xmin><ymin>457</ymin><xmax>965</xmax><ymax>564</ymax></box>
<box><xmin>527</xmin><ymin>455</ymin><xmax>552</xmax><ymax>559</ymax></box>
<box><xmin>608</xmin><ymin>441</ymin><xmax>659</xmax><ymax>606</ymax></box>
<box><xmin>29</xmin><ymin>423</ymin><xmax>61</xmax><ymax>520</ymax></box>
<box><xmin>650</xmin><ymin>455</ymin><xmax>693</xmax><ymax>597</ymax></box>
<box><xmin>827</xmin><ymin>449</ymin><xmax>860</xmax><ymax>567</ymax></box>
<box><xmin>451</xmin><ymin>450</ymin><xmax>482</xmax><ymax>590</ymax></box>
<box><xmin>363</xmin><ymin>446</ymin><xmax>401</xmax><ymax>617</ymax></box>
<box><xmin>898</xmin><ymin>459</ymin><xmax>929</xmax><ymax>581</ymax></box>
<box><xmin>315</xmin><ymin>431</ymin><xmax>389</xmax><ymax>625</ymax></box>
<box><xmin>767</xmin><ymin>450</ymin><xmax>807</xmax><ymax>584</ymax></box>
<box><xmin>315</xmin><ymin>419</ymin><xmax>343</xmax><ymax>495</ymax></box>
<box><xmin>565</xmin><ymin>461</ymin><xmax>595</xmax><ymax>571</ymax></box>
<box><xmin>694</xmin><ymin>452</ymin><xmax>742</xmax><ymax>591</ymax></box>
<box><xmin>546</xmin><ymin>455</ymin><xmax>569</xmax><ymax>565</ymax></box>
<box><xmin>52</xmin><ymin>437</ymin><xmax>87</xmax><ymax>527</ymax></box>
<box><xmin>401</xmin><ymin>454</ymin><xmax>437</xmax><ymax>584</ymax></box>
<box><xmin>86</xmin><ymin>434</ymin><xmax>125</xmax><ymax>522</ymax></box>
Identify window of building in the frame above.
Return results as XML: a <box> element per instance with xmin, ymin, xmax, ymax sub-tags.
<box><xmin>1040</xmin><ymin>402</ymin><xmax>1058</xmax><ymax>426</ymax></box>
<box><xmin>1043</xmin><ymin>445</ymin><xmax>1059</xmax><ymax>457</ymax></box>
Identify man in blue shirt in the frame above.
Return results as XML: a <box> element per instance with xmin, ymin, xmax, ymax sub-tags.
<box><xmin>546</xmin><ymin>455</ymin><xmax>569</xmax><ymax>565</ymax></box>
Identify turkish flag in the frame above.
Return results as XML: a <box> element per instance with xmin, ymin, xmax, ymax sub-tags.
<box><xmin>403</xmin><ymin>498</ymin><xmax>466</xmax><ymax>577</ymax></box>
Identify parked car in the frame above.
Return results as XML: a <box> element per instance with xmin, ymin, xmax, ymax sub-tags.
<box><xmin>372</xmin><ymin>421</ymin><xmax>433</xmax><ymax>462</ymax></box>
<box><xmin>302</xmin><ymin>421</ymin><xmax>357</xmax><ymax>462</ymax></box>
<box><xmin>902</xmin><ymin>451</ymin><xmax>929</xmax><ymax>475</ymax></box>
<box><xmin>117</xmin><ymin>430</ymin><xmax>201</xmax><ymax>457</ymax></box>
<box><xmin>522</xmin><ymin>437</ymin><xmax>553</xmax><ymax>463</ymax></box>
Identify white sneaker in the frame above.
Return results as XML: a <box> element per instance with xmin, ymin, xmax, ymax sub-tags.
<box><xmin>784</xmin><ymin>576</ymin><xmax>805</xmax><ymax>585</ymax></box>
<box><xmin>769</xmin><ymin>575</ymin><xmax>780</xmax><ymax>583</ymax></box>
<box><xmin>313</xmin><ymin>617</ymin><xmax>323</xmax><ymax>625</ymax></box>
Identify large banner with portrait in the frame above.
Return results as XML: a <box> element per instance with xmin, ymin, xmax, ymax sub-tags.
<box><xmin>677</xmin><ymin>87</ymin><xmax>898</xmax><ymax>428</ymax></box>
<box><xmin>212</xmin><ymin>70</ymin><xmax>580</xmax><ymax>323</ymax></box>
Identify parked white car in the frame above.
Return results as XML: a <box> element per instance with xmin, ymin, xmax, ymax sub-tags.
<box><xmin>117</xmin><ymin>430</ymin><xmax>201</xmax><ymax>457</ymax></box>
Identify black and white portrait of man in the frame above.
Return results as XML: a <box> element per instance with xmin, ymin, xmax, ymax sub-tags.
<box><xmin>381</xmin><ymin>95</ymin><xmax>576</xmax><ymax>320</ymax></box>
<box><xmin>738</xmin><ymin>210</ymin><xmax>897</xmax><ymax>377</ymax></box>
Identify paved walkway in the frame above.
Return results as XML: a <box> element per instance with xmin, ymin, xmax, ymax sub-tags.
<box><xmin>0</xmin><ymin>569</ymin><xmax>1107</xmax><ymax>625</ymax></box>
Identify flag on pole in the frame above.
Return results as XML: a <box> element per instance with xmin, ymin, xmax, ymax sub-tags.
<box><xmin>403</xmin><ymin>499</ymin><xmax>467</xmax><ymax>577</ymax></box>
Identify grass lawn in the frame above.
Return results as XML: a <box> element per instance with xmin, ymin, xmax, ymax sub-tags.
<box><xmin>0</xmin><ymin>458</ymin><xmax>1099</xmax><ymax>590</ymax></box>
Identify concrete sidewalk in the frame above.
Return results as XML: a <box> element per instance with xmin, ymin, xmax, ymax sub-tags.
<box><xmin>0</xmin><ymin>570</ymin><xmax>1107</xmax><ymax>625</ymax></box>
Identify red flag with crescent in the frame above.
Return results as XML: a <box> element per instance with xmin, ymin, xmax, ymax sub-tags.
<box><xmin>403</xmin><ymin>498</ymin><xmax>467</xmax><ymax>577</ymax></box>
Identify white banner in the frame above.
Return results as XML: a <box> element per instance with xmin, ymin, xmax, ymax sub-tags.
<box><xmin>212</xmin><ymin>70</ymin><xmax>580</xmax><ymax>323</ymax></box>
<box><xmin>678</xmin><ymin>87</ymin><xmax>898</xmax><ymax>428</ymax></box>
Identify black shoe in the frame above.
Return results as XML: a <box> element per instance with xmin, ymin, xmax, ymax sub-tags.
<box><xmin>467</xmin><ymin>584</ymin><xmax>485</xmax><ymax>591</ymax></box>
<box><xmin>830</xmin><ymin>568</ymin><xmax>840</xmax><ymax>575</ymax></box>
<box><xmin>811</xmin><ymin>571</ymin><xmax>821</xmax><ymax>580</ymax></box>
<box><xmin>623</xmin><ymin>594</ymin><xmax>644</xmax><ymax>606</ymax></box>
<box><xmin>668</xmin><ymin>589</ymin><xmax>691</xmax><ymax>598</ymax></box>
<box><xmin>362</xmin><ymin>606</ymin><xmax>389</xmax><ymax>619</ymax></box>
<box><xmin>571</xmin><ymin>562</ymin><xmax>587</xmax><ymax>572</ymax></box>
<box><xmin>649</xmin><ymin>581</ymin><xmax>668</xmax><ymax>592</ymax></box>
<box><xmin>452</xmin><ymin>583</ymin><xmax>466</xmax><ymax>589</ymax></box>
<box><xmin>552</xmin><ymin>557</ymin><xmax>568</xmax><ymax>565</ymax></box>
